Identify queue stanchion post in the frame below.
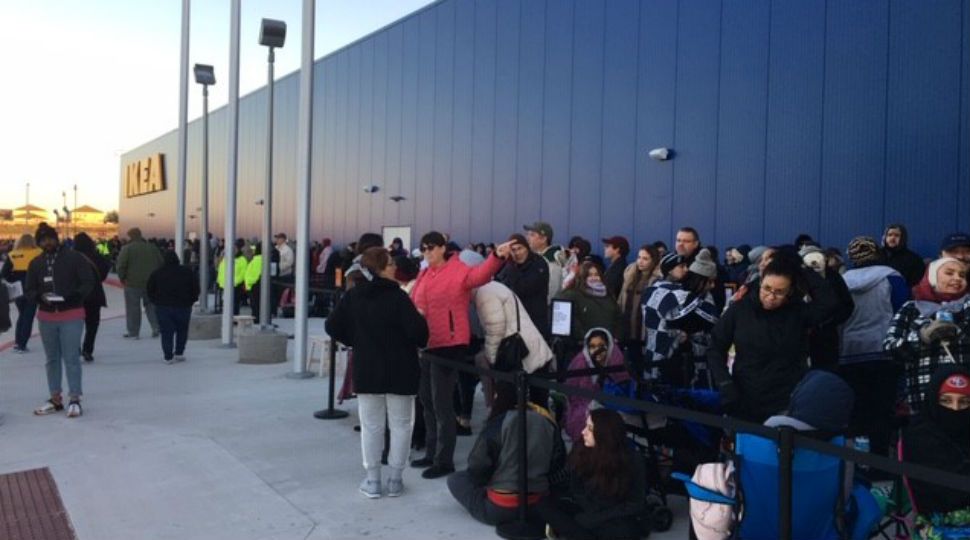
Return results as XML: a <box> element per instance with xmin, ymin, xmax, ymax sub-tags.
<box><xmin>314</xmin><ymin>337</ymin><xmax>349</xmax><ymax>419</ymax></box>
<box><xmin>778</xmin><ymin>425</ymin><xmax>794</xmax><ymax>540</ymax></box>
<box><xmin>496</xmin><ymin>370</ymin><xmax>544</xmax><ymax>540</ymax></box>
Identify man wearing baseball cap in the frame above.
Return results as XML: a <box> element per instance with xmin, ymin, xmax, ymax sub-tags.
<box><xmin>524</xmin><ymin>221</ymin><xmax>564</xmax><ymax>303</ymax></box>
<box><xmin>601</xmin><ymin>236</ymin><xmax>629</xmax><ymax>301</ymax></box>
<box><xmin>940</xmin><ymin>232</ymin><xmax>970</xmax><ymax>264</ymax></box>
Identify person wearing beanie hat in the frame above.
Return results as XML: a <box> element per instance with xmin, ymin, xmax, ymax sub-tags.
<box><xmin>799</xmin><ymin>244</ymin><xmax>827</xmax><ymax>276</ymax></box>
<box><xmin>659</xmin><ymin>252</ymin><xmax>687</xmax><ymax>281</ymax></box>
<box><xmin>838</xmin><ymin>237</ymin><xmax>908</xmax><ymax>456</ymax></box>
<box><xmin>24</xmin><ymin>222</ymin><xmax>97</xmax><ymax>418</ymax></box>
<box><xmin>886</xmin><ymin>257</ymin><xmax>970</xmax><ymax>413</ymax></box>
<box><xmin>880</xmin><ymin>224</ymin><xmax>925</xmax><ymax>287</ymax></box>
<box><xmin>641</xmin><ymin>249</ymin><xmax>720</xmax><ymax>387</ymax></box>
<box><xmin>900</xmin><ymin>365</ymin><xmax>970</xmax><ymax>518</ymax></box>
<box><xmin>496</xmin><ymin>234</ymin><xmax>550</xmax><ymax>340</ymax></box>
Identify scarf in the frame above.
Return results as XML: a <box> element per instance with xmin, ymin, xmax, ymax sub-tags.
<box><xmin>585</xmin><ymin>278</ymin><xmax>607</xmax><ymax>297</ymax></box>
<box><xmin>912</xmin><ymin>267</ymin><xmax>968</xmax><ymax>316</ymax></box>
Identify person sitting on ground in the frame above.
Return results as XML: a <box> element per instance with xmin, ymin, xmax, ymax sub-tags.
<box><xmin>554</xmin><ymin>260</ymin><xmax>625</xmax><ymax>345</ymax></box>
<box><xmin>540</xmin><ymin>409</ymin><xmax>647</xmax><ymax>540</ymax></box>
<box><xmin>885</xmin><ymin>257</ymin><xmax>970</xmax><ymax>414</ymax></box>
<box><xmin>563</xmin><ymin>328</ymin><xmax>631</xmax><ymax>443</ymax></box>
<box><xmin>708</xmin><ymin>254</ymin><xmax>840</xmax><ymax>423</ymax></box>
<box><xmin>447</xmin><ymin>388</ymin><xmax>563</xmax><ymax>527</ymax></box>
<box><xmin>900</xmin><ymin>365</ymin><xmax>970</xmax><ymax>537</ymax></box>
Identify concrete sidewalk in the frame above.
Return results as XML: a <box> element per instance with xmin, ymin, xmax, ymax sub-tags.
<box><xmin>0</xmin><ymin>284</ymin><xmax>688</xmax><ymax>540</ymax></box>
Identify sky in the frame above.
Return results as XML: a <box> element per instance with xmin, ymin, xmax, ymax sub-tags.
<box><xmin>0</xmin><ymin>0</ymin><xmax>434</xmax><ymax>215</ymax></box>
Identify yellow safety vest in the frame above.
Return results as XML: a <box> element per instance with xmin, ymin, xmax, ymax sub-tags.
<box><xmin>217</xmin><ymin>256</ymin><xmax>247</xmax><ymax>288</ymax></box>
<box><xmin>244</xmin><ymin>255</ymin><xmax>263</xmax><ymax>290</ymax></box>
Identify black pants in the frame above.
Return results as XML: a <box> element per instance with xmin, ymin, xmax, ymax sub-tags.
<box><xmin>840</xmin><ymin>360</ymin><xmax>898</xmax><ymax>456</ymax></box>
<box><xmin>536</xmin><ymin>496</ymin><xmax>640</xmax><ymax>540</ymax></box>
<box><xmin>455</xmin><ymin>370</ymin><xmax>479</xmax><ymax>420</ymax></box>
<box><xmin>82</xmin><ymin>304</ymin><xmax>101</xmax><ymax>355</ymax></box>
<box><xmin>156</xmin><ymin>306</ymin><xmax>191</xmax><ymax>360</ymax></box>
<box><xmin>249</xmin><ymin>284</ymin><xmax>261</xmax><ymax>321</ymax></box>
<box><xmin>419</xmin><ymin>346</ymin><xmax>466</xmax><ymax>468</ymax></box>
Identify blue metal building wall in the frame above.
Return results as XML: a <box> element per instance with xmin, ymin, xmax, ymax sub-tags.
<box><xmin>121</xmin><ymin>0</ymin><xmax>970</xmax><ymax>258</ymax></box>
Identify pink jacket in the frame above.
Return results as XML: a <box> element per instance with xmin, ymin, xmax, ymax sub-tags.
<box><xmin>563</xmin><ymin>330</ymin><xmax>630</xmax><ymax>441</ymax></box>
<box><xmin>411</xmin><ymin>253</ymin><xmax>504</xmax><ymax>349</ymax></box>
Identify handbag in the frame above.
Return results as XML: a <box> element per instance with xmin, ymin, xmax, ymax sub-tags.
<box><xmin>494</xmin><ymin>296</ymin><xmax>530</xmax><ymax>372</ymax></box>
<box><xmin>4</xmin><ymin>280</ymin><xmax>23</xmax><ymax>302</ymax></box>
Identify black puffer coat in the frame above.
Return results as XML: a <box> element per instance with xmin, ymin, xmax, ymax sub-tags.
<box><xmin>325</xmin><ymin>276</ymin><xmax>429</xmax><ymax>395</ymax></box>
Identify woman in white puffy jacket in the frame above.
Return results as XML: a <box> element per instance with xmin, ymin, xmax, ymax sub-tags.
<box><xmin>474</xmin><ymin>281</ymin><xmax>555</xmax><ymax>408</ymax></box>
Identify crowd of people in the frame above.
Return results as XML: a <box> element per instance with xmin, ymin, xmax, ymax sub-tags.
<box><xmin>2</xmin><ymin>219</ymin><xmax>969</xmax><ymax>538</ymax></box>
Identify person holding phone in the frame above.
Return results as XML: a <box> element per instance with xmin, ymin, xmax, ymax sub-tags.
<box><xmin>24</xmin><ymin>223</ymin><xmax>96</xmax><ymax>418</ymax></box>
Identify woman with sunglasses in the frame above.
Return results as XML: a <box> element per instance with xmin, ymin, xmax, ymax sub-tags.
<box><xmin>409</xmin><ymin>231</ymin><xmax>512</xmax><ymax>479</ymax></box>
<box><xmin>707</xmin><ymin>252</ymin><xmax>840</xmax><ymax>423</ymax></box>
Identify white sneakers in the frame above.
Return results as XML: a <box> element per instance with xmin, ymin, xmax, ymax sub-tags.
<box><xmin>359</xmin><ymin>478</ymin><xmax>382</xmax><ymax>499</ymax></box>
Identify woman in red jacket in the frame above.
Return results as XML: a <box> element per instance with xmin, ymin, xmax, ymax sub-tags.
<box><xmin>410</xmin><ymin>231</ymin><xmax>511</xmax><ymax>479</ymax></box>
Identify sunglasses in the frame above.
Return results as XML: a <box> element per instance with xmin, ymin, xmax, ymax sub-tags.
<box><xmin>420</xmin><ymin>244</ymin><xmax>440</xmax><ymax>252</ymax></box>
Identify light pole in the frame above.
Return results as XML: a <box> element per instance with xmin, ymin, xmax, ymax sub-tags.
<box><xmin>73</xmin><ymin>184</ymin><xmax>77</xmax><ymax>238</ymax></box>
<box><xmin>258</xmin><ymin>18</ymin><xmax>286</xmax><ymax>329</ymax></box>
<box><xmin>24</xmin><ymin>182</ymin><xmax>29</xmax><ymax>225</ymax></box>
<box><xmin>61</xmin><ymin>191</ymin><xmax>68</xmax><ymax>237</ymax></box>
<box><xmin>194</xmin><ymin>63</ymin><xmax>216</xmax><ymax>313</ymax></box>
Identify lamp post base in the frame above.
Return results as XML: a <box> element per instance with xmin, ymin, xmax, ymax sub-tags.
<box><xmin>313</xmin><ymin>408</ymin><xmax>349</xmax><ymax>420</ymax></box>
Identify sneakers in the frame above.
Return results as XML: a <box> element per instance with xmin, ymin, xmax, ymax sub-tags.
<box><xmin>34</xmin><ymin>399</ymin><xmax>64</xmax><ymax>415</ymax></box>
<box><xmin>174</xmin><ymin>355</ymin><xmax>186</xmax><ymax>363</ymax></box>
<box><xmin>123</xmin><ymin>333</ymin><xmax>139</xmax><ymax>340</ymax></box>
<box><xmin>386</xmin><ymin>478</ymin><xmax>404</xmax><ymax>497</ymax></box>
<box><xmin>82</xmin><ymin>352</ymin><xmax>94</xmax><ymax>363</ymax></box>
<box><xmin>164</xmin><ymin>357</ymin><xmax>176</xmax><ymax>365</ymax></box>
<box><xmin>66</xmin><ymin>401</ymin><xmax>82</xmax><ymax>418</ymax></box>
<box><xmin>12</xmin><ymin>346</ymin><xmax>28</xmax><ymax>354</ymax></box>
<box><xmin>359</xmin><ymin>478</ymin><xmax>382</xmax><ymax>499</ymax></box>
<box><xmin>421</xmin><ymin>465</ymin><xmax>455</xmax><ymax>479</ymax></box>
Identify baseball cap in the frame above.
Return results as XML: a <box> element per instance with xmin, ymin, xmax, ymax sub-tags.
<box><xmin>941</xmin><ymin>232</ymin><xmax>970</xmax><ymax>252</ymax></box>
<box><xmin>601</xmin><ymin>236</ymin><xmax>630</xmax><ymax>255</ymax></box>
<box><xmin>523</xmin><ymin>222</ymin><xmax>554</xmax><ymax>242</ymax></box>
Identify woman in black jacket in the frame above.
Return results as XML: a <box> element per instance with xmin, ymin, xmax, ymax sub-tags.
<box><xmin>540</xmin><ymin>408</ymin><xmax>647</xmax><ymax>540</ymax></box>
<box><xmin>708</xmin><ymin>254</ymin><xmax>840</xmax><ymax>423</ymax></box>
<box><xmin>146</xmin><ymin>251</ymin><xmax>200</xmax><ymax>364</ymax></box>
<box><xmin>325</xmin><ymin>247</ymin><xmax>429</xmax><ymax>499</ymax></box>
<box><xmin>73</xmin><ymin>233</ymin><xmax>112</xmax><ymax>362</ymax></box>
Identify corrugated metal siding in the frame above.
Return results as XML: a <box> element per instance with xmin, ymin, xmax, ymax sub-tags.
<box><xmin>122</xmin><ymin>0</ymin><xmax>970</xmax><ymax>257</ymax></box>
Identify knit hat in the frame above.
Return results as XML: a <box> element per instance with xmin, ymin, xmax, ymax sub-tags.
<box><xmin>940</xmin><ymin>373</ymin><xmax>970</xmax><ymax>396</ymax></box>
<box><xmin>747</xmin><ymin>246</ymin><xmax>768</xmax><ymax>266</ymax></box>
<box><xmin>688</xmin><ymin>248</ymin><xmax>717</xmax><ymax>278</ymax></box>
<box><xmin>786</xmin><ymin>370</ymin><xmax>854</xmax><ymax>433</ymax></box>
<box><xmin>659</xmin><ymin>253</ymin><xmax>686</xmax><ymax>277</ymax></box>
<box><xmin>35</xmin><ymin>223</ymin><xmax>58</xmax><ymax>244</ymax></box>
<box><xmin>846</xmin><ymin>236</ymin><xmax>882</xmax><ymax>267</ymax></box>
<box><xmin>928</xmin><ymin>257</ymin><xmax>964</xmax><ymax>289</ymax></box>
<box><xmin>799</xmin><ymin>245</ymin><xmax>826</xmax><ymax>274</ymax></box>
<box><xmin>523</xmin><ymin>221</ymin><xmax>554</xmax><ymax>242</ymax></box>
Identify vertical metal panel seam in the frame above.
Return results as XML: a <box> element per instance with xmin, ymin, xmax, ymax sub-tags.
<box><xmin>396</xmin><ymin>29</ymin><xmax>405</xmax><ymax>226</ymax></box>
<box><xmin>670</xmin><ymin>0</ymin><xmax>682</xmax><ymax>242</ymax></box>
<box><xmin>566</xmin><ymin>1</ymin><xmax>577</xmax><ymax>238</ymax></box>
<box><xmin>959</xmin><ymin>0</ymin><xmax>968</xmax><ymax>228</ymax></box>
<box><xmin>713</xmin><ymin>0</ymin><xmax>724</xmax><ymax>246</ymax></box>
<box><xmin>761</xmin><ymin>0</ymin><xmax>774</xmax><ymax>243</ymax></box>
<box><xmin>449</xmin><ymin>0</ymin><xmax>458</xmax><ymax>234</ymax></box>
<box><xmin>538</xmin><ymin>0</ymin><xmax>549</xmax><ymax>218</ymax></box>
<box><xmin>431</xmin><ymin>14</ymin><xmax>439</xmax><ymax>230</ymax></box>
<box><xmin>817</xmin><ymin>0</ymin><xmax>829</xmax><ymax>241</ymax></box>
<box><xmin>597</xmin><ymin>0</ymin><xmax>607</xmax><ymax>237</ymax></box>
<box><xmin>468</xmin><ymin>0</ymin><xmax>478</xmax><ymax>235</ymax></box>
<box><xmin>631</xmin><ymin>0</ymin><xmax>642</xmax><ymax>239</ymax></box>
<box><xmin>490</xmin><ymin>1</ymin><xmax>499</xmax><ymax>236</ymax></box>
<box><xmin>514</xmin><ymin>0</ymin><xmax>524</xmax><ymax>229</ymax></box>
<box><xmin>881</xmin><ymin>1</ymin><xmax>892</xmax><ymax>227</ymax></box>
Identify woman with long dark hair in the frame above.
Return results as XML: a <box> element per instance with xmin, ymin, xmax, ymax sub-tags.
<box><xmin>619</xmin><ymin>244</ymin><xmax>659</xmax><ymax>341</ymax></box>
<box><xmin>72</xmin><ymin>233</ymin><xmax>112</xmax><ymax>362</ymax></box>
<box><xmin>540</xmin><ymin>409</ymin><xmax>646</xmax><ymax>540</ymax></box>
<box><xmin>554</xmin><ymin>260</ymin><xmax>625</xmax><ymax>343</ymax></box>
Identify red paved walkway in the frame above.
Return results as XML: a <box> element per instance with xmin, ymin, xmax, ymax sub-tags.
<box><xmin>0</xmin><ymin>468</ymin><xmax>77</xmax><ymax>540</ymax></box>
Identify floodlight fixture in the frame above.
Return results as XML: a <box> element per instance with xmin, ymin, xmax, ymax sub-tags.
<box><xmin>193</xmin><ymin>64</ymin><xmax>216</xmax><ymax>86</ymax></box>
<box><xmin>259</xmin><ymin>19</ymin><xmax>286</xmax><ymax>48</ymax></box>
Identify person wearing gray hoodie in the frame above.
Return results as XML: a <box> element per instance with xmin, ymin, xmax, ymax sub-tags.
<box><xmin>838</xmin><ymin>237</ymin><xmax>909</xmax><ymax>457</ymax></box>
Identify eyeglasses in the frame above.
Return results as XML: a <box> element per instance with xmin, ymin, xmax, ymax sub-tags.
<box><xmin>760</xmin><ymin>285</ymin><xmax>790</xmax><ymax>299</ymax></box>
<box><xmin>420</xmin><ymin>244</ymin><xmax>438</xmax><ymax>253</ymax></box>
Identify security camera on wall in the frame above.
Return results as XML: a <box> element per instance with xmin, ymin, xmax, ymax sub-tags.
<box><xmin>362</xmin><ymin>185</ymin><xmax>380</xmax><ymax>194</ymax></box>
<box><xmin>649</xmin><ymin>147</ymin><xmax>672</xmax><ymax>161</ymax></box>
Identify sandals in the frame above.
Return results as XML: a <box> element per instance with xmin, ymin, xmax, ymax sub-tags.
<box><xmin>34</xmin><ymin>399</ymin><xmax>64</xmax><ymax>416</ymax></box>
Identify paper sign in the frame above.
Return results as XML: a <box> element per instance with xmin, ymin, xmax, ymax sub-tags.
<box><xmin>551</xmin><ymin>300</ymin><xmax>572</xmax><ymax>337</ymax></box>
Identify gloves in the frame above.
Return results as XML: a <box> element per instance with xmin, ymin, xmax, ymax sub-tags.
<box><xmin>919</xmin><ymin>320</ymin><xmax>960</xmax><ymax>344</ymax></box>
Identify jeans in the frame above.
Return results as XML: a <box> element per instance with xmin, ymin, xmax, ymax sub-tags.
<box><xmin>82</xmin><ymin>304</ymin><xmax>101</xmax><ymax>355</ymax></box>
<box><xmin>358</xmin><ymin>394</ymin><xmax>415</xmax><ymax>478</ymax></box>
<box><xmin>124</xmin><ymin>287</ymin><xmax>159</xmax><ymax>336</ymax></box>
<box><xmin>156</xmin><ymin>306</ymin><xmax>191</xmax><ymax>360</ymax></box>
<box><xmin>419</xmin><ymin>346</ymin><xmax>465</xmax><ymax>468</ymax></box>
<box><xmin>38</xmin><ymin>319</ymin><xmax>84</xmax><ymax>398</ymax></box>
<box><xmin>14</xmin><ymin>296</ymin><xmax>37</xmax><ymax>349</ymax></box>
